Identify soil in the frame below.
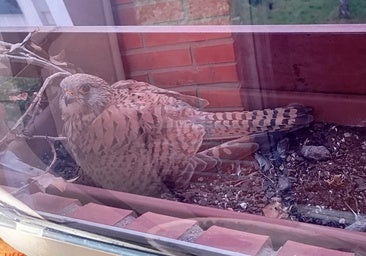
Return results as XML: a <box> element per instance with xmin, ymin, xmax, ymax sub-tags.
<box><xmin>48</xmin><ymin>122</ymin><xmax>366</xmax><ymax>229</ymax></box>
<box><xmin>164</xmin><ymin>122</ymin><xmax>366</xmax><ymax>229</ymax></box>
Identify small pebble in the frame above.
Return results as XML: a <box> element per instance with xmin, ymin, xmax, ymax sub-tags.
<box><xmin>286</xmin><ymin>155</ymin><xmax>292</xmax><ymax>162</ymax></box>
<box><xmin>362</xmin><ymin>141</ymin><xmax>366</xmax><ymax>150</ymax></box>
<box><xmin>300</xmin><ymin>145</ymin><xmax>331</xmax><ymax>161</ymax></box>
<box><xmin>254</xmin><ymin>153</ymin><xmax>272</xmax><ymax>172</ymax></box>
<box><xmin>239</xmin><ymin>202</ymin><xmax>248</xmax><ymax>210</ymax></box>
<box><xmin>343</xmin><ymin>132</ymin><xmax>352</xmax><ymax>138</ymax></box>
<box><xmin>295</xmin><ymin>155</ymin><xmax>304</xmax><ymax>161</ymax></box>
<box><xmin>278</xmin><ymin>175</ymin><xmax>291</xmax><ymax>192</ymax></box>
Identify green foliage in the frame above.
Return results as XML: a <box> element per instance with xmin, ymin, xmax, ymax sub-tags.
<box><xmin>0</xmin><ymin>76</ymin><xmax>40</xmax><ymax>122</ymax></box>
<box><xmin>0</xmin><ymin>76</ymin><xmax>39</xmax><ymax>99</ymax></box>
<box><xmin>249</xmin><ymin>0</ymin><xmax>262</xmax><ymax>6</ymax></box>
<box><xmin>234</xmin><ymin>0</ymin><xmax>366</xmax><ymax>25</ymax></box>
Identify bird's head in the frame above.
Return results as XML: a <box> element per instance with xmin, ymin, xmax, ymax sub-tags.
<box><xmin>59</xmin><ymin>73</ymin><xmax>113</xmax><ymax>117</ymax></box>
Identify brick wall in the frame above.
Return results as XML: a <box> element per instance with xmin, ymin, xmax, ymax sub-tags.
<box><xmin>111</xmin><ymin>1</ymin><xmax>366</xmax><ymax>125</ymax></box>
<box><xmin>112</xmin><ymin>0</ymin><xmax>242</xmax><ymax>109</ymax></box>
<box><xmin>117</xmin><ymin>31</ymin><xmax>242</xmax><ymax>108</ymax></box>
<box><xmin>113</xmin><ymin>0</ymin><xmax>231</xmax><ymax>25</ymax></box>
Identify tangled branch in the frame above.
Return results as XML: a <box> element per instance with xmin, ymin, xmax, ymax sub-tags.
<box><xmin>0</xmin><ymin>32</ymin><xmax>73</xmax><ymax>176</ymax></box>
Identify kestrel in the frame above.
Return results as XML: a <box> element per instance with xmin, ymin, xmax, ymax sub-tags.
<box><xmin>59</xmin><ymin>74</ymin><xmax>311</xmax><ymax>195</ymax></box>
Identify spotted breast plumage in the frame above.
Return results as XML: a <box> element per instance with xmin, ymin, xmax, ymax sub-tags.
<box><xmin>59</xmin><ymin>73</ymin><xmax>312</xmax><ymax>195</ymax></box>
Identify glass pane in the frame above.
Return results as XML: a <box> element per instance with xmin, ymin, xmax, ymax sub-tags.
<box><xmin>0</xmin><ymin>1</ymin><xmax>365</xmax><ymax>255</ymax></box>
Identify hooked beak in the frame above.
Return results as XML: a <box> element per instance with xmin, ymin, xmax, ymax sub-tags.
<box><xmin>64</xmin><ymin>94</ymin><xmax>76</xmax><ymax>106</ymax></box>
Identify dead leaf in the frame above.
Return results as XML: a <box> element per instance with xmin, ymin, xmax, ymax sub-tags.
<box><xmin>324</xmin><ymin>174</ymin><xmax>345</xmax><ymax>186</ymax></box>
<box><xmin>31</xmin><ymin>173</ymin><xmax>67</xmax><ymax>193</ymax></box>
<box><xmin>9</xmin><ymin>92</ymin><xmax>28</xmax><ymax>101</ymax></box>
<box><xmin>262</xmin><ymin>202</ymin><xmax>289</xmax><ymax>219</ymax></box>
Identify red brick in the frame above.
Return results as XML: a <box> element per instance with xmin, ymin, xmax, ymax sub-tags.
<box><xmin>17</xmin><ymin>192</ymin><xmax>81</xmax><ymax>215</ymax></box>
<box><xmin>205</xmin><ymin>64</ymin><xmax>239</xmax><ymax>83</ymax></box>
<box><xmin>117</xmin><ymin>5</ymin><xmax>138</xmax><ymax>25</ymax></box>
<box><xmin>195</xmin><ymin>225</ymin><xmax>273</xmax><ymax>255</ymax></box>
<box><xmin>278</xmin><ymin>241</ymin><xmax>354</xmax><ymax>256</ymax></box>
<box><xmin>188</xmin><ymin>16</ymin><xmax>231</xmax><ymax>25</ymax></box>
<box><xmin>123</xmin><ymin>48</ymin><xmax>191</xmax><ymax>71</ymax></box>
<box><xmin>68</xmin><ymin>203</ymin><xmax>135</xmax><ymax>226</ymax></box>
<box><xmin>126</xmin><ymin>212</ymin><xmax>197</xmax><ymax>239</ymax></box>
<box><xmin>136</xmin><ymin>0</ymin><xmax>184</xmax><ymax>25</ymax></box>
<box><xmin>152</xmin><ymin>86</ymin><xmax>241</xmax><ymax>108</ymax></box>
<box><xmin>128</xmin><ymin>73</ymin><xmax>150</xmax><ymax>82</ymax></box>
<box><xmin>144</xmin><ymin>33</ymin><xmax>232</xmax><ymax>47</ymax></box>
<box><xmin>150</xmin><ymin>64</ymin><xmax>239</xmax><ymax>87</ymax></box>
<box><xmin>193</xmin><ymin>42</ymin><xmax>235</xmax><ymax>65</ymax></box>
<box><xmin>117</xmin><ymin>33</ymin><xmax>143</xmax><ymax>51</ymax></box>
<box><xmin>196</xmin><ymin>87</ymin><xmax>243</xmax><ymax>108</ymax></box>
<box><xmin>188</xmin><ymin>0</ymin><xmax>230</xmax><ymax>20</ymax></box>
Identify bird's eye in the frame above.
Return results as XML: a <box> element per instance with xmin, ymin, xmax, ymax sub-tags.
<box><xmin>80</xmin><ymin>83</ymin><xmax>91</xmax><ymax>93</ymax></box>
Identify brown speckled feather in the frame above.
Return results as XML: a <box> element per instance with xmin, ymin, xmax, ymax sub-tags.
<box><xmin>59</xmin><ymin>73</ymin><xmax>312</xmax><ymax>195</ymax></box>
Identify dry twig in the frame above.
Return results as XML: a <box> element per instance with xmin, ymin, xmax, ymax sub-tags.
<box><xmin>0</xmin><ymin>32</ymin><xmax>72</xmax><ymax>179</ymax></box>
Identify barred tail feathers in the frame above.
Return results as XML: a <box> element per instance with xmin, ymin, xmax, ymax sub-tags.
<box><xmin>201</xmin><ymin>104</ymin><xmax>312</xmax><ymax>140</ymax></box>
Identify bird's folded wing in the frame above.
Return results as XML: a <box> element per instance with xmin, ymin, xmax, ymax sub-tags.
<box><xmin>111</xmin><ymin>80</ymin><xmax>209</xmax><ymax>108</ymax></box>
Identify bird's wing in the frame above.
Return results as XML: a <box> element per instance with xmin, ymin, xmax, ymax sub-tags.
<box><xmin>86</xmin><ymin>104</ymin><xmax>143</xmax><ymax>154</ymax></box>
<box><xmin>86</xmin><ymin>99</ymin><xmax>206</xmax><ymax>165</ymax></box>
<box><xmin>111</xmin><ymin>80</ymin><xmax>209</xmax><ymax>108</ymax></box>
